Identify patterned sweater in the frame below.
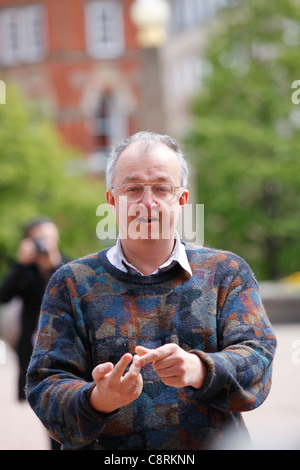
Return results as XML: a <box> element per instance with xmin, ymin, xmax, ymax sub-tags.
<box><xmin>26</xmin><ymin>244</ymin><xmax>277</xmax><ymax>450</ymax></box>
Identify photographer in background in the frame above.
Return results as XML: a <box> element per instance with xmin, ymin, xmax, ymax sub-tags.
<box><xmin>0</xmin><ymin>218</ymin><xmax>65</xmax><ymax>436</ymax></box>
<box><xmin>0</xmin><ymin>217</ymin><xmax>66</xmax><ymax>448</ymax></box>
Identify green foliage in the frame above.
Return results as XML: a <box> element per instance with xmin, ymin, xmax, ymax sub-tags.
<box><xmin>0</xmin><ymin>84</ymin><xmax>107</xmax><ymax>277</ymax></box>
<box><xmin>184</xmin><ymin>0</ymin><xmax>300</xmax><ymax>279</ymax></box>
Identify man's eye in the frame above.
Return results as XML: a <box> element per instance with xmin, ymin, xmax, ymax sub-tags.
<box><xmin>125</xmin><ymin>186</ymin><xmax>140</xmax><ymax>193</ymax></box>
<box><xmin>154</xmin><ymin>186</ymin><xmax>170</xmax><ymax>192</ymax></box>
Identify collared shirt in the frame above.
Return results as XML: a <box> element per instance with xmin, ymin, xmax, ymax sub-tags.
<box><xmin>106</xmin><ymin>231</ymin><xmax>192</xmax><ymax>277</ymax></box>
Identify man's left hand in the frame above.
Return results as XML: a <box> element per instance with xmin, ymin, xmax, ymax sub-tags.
<box><xmin>135</xmin><ymin>344</ymin><xmax>206</xmax><ymax>389</ymax></box>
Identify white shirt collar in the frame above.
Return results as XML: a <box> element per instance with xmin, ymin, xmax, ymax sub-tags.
<box><xmin>106</xmin><ymin>231</ymin><xmax>192</xmax><ymax>277</ymax></box>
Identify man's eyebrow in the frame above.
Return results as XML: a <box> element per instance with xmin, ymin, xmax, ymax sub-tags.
<box><xmin>121</xmin><ymin>176</ymin><xmax>173</xmax><ymax>184</ymax></box>
<box><xmin>121</xmin><ymin>176</ymin><xmax>139</xmax><ymax>184</ymax></box>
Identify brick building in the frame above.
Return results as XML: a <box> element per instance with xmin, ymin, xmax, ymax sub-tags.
<box><xmin>0</xmin><ymin>0</ymin><xmax>227</xmax><ymax>172</ymax></box>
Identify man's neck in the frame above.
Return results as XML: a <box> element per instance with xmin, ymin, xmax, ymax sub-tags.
<box><xmin>120</xmin><ymin>237</ymin><xmax>176</xmax><ymax>276</ymax></box>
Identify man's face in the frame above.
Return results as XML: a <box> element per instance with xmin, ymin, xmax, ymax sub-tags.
<box><xmin>29</xmin><ymin>223</ymin><xmax>59</xmax><ymax>255</ymax></box>
<box><xmin>106</xmin><ymin>141</ymin><xmax>189</xmax><ymax>241</ymax></box>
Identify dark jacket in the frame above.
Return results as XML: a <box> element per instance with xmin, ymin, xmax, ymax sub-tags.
<box><xmin>0</xmin><ymin>259</ymin><xmax>66</xmax><ymax>399</ymax></box>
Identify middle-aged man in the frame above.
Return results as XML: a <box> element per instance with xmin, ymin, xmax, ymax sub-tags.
<box><xmin>26</xmin><ymin>131</ymin><xmax>277</xmax><ymax>450</ymax></box>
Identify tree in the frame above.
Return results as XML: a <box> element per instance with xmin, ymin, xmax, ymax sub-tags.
<box><xmin>184</xmin><ymin>0</ymin><xmax>300</xmax><ymax>280</ymax></box>
<box><xmin>0</xmin><ymin>84</ymin><xmax>108</xmax><ymax>278</ymax></box>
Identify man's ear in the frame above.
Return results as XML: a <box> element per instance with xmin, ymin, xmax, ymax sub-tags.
<box><xmin>106</xmin><ymin>188</ymin><xmax>114</xmax><ymax>205</ymax></box>
<box><xmin>106</xmin><ymin>189</ymin><xmax>116</xmax><ymax>214</ymax></box>
<box><xmin>178</xmin><ymin>189</ymin><xmax>189</xmax><ymax>212</ymax></box>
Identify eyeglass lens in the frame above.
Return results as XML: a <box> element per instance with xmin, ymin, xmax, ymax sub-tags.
<box><xmin>121</xmin><ymin>183</ymin><xmax>175</xmax><ymax>201</ymax></box>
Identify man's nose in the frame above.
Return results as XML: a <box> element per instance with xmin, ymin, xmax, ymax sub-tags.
<box><xmin>141</xmin><ymin>187</ymin><xmax>155</xmax><ymax>208</ymax></box>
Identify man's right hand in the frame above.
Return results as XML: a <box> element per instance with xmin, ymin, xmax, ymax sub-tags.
<box><xmin>17</xmin><ymin>239</ymin><xmax>38</xmax><ymax>265</ymax></box>
<box><xmin>89</xmin><ymin>353</ymin><xmax>143</xmax><ymax>414</ymax></box>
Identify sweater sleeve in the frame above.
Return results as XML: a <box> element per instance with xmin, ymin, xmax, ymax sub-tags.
<box><xmin>192</xmin><ymin>255</ymin><xmax>277</xmax><ymax>412</ymax></box>
<box><xmin>26</xmin><ymin>265</ymin><xmax>118</xmax><ymax>449</ymax></box>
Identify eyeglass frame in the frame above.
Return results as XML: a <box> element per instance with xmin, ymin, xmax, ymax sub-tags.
<box><xmin>110</xmin><ymin>182</ymin><xmax>182</xmax><ymax>202</ymax></box>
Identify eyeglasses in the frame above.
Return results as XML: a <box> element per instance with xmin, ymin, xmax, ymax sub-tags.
<box><xmin>111</xmin><ymin>182</ymin><xmax>182</xmax><ymax>202</ymax></box>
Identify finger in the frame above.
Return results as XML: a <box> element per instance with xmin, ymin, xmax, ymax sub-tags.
<box><xmin>123</xmin><ymin>356</ymin><xmax>142</xmax><ymax>386</ymax></box>
<box><xmin>92</xmin><ymin>362</ymin><xmax>114</xmax><ymax>382</ymax></box>
<box><xmin>151</xmin><ymin>351</ymin><xmax>182</xmax><ymax>372</ymax></box>
<box><xmin>109</xmin><ymin>353</ymin><xmax>133</xmax><ymax>383</ymax></box>
<box><xmin>129</xmin><ymin>354</ymin><xmax>142</xmax><ymax>374</ymax></box>
<box><xmin>135</xmin><ymin>345</ymin><xmax>150</xmax><ymax>357</ymax></box>
<box><xmin>135</xmin><ymin>346</ymin><xmax>156</xmax><ymax>367</ymax></box>
<box><xmin>135</xmin><ymin>345</ymin><xmax>168</xmax><ymax>368</ymax></box>
<box><xmin>154</xmin><ymin>363</ymin><xmax>179</xmax><ymax>376</ymax></box>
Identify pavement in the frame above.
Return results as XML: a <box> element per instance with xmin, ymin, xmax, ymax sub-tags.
<box><xmin>0</xmin><ymin>344</ymin><xmax>50</xmax><ymax>450</ymax></box>
<box><xmin>0</xmin><ymin>322</ymin><xmax>300</xmax><ymax>450</ymax></box>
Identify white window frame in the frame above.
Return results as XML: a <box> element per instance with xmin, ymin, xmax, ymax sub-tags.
<box><xmin>0</xmin><ymin>5</ymin><xmax>46</xmax><ymax>65</ymax></box>
<box><xmin>169</xmin><ymin>0</ymin><xmax>229</xmax><ymax>33</ymax></box>
<box><xmin>85</xmin><ymin>1</ymin><xmax>124</xmax><ymax>59</ymax></box>
<box><xmin>22</xmin><ymin>5</ymin><xmax>47</xmax><ymax>63</ymax></box>
<box><xmin>94</xmin><ymin>92</ymin><xmax>128</xmax><ymax>147</ymax></box>
<box><xmin>0</xmin><ymin>8</ymin><xmax>19</xmax><ymax>65</ymax></box>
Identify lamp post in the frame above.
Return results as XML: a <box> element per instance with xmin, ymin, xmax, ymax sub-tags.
<box><xmin>130</xmin><ymin>0</ymin><xmax>171</xmax><ymax>133</ymax></box>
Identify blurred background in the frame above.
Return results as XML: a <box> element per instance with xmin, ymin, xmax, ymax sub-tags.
<box><xmin>0</xmin><ymin>0</ymin><xmax>299</xmax><ymax>450</ymax></box>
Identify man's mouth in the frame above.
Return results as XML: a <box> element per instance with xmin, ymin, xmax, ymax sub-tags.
<box><xmin>137</xmin><ymin>216</ymin><xmax>159</xmax><ymax>223</ymax></box>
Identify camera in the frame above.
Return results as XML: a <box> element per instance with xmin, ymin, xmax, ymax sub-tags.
<box><xmin>33</xmin><ymin>239</ymin><xmax>48</xmax><ymax>255</ymax></box>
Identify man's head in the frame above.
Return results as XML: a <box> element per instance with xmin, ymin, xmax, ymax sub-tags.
<box><xmin>106</xmin><ymin>131</ymin><xmax>189</xmax><ymax>190</ymax></box>
<box><xmin>23</xmin><ymin>217</ymin><xmax>59</xmax><ymax>250</ymax></box>
<box><xmin>105</xmin><ymin>132</ymin><xmax>189</xmax><ymax>241</ymax></box>
<box><xmin>22</xmin><ymin>217</ymin><xmax>61</xmax><ymax>269</ymax></box>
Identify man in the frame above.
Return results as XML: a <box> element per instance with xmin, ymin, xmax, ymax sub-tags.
<box><xmin>0</xmin><ymin>217</ymin><xmax>63</xmax><ymax>401</ymax></box>
<box><xmin>0</xmin><ymin>218</ymin><xmax>65</xmax><ymax>450</ymax></box>
<box><xmin>26</xmin><ymin>132</ymin><xmax>277</xmax><ymax>450</ymax></box>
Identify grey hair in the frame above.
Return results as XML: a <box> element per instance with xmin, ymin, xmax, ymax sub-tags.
<box><xmin>105</xmin><ymin>131</ymin><xmax>189</xmax><ymax>189</ymax></box>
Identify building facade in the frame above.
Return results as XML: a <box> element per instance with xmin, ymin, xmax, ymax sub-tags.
<box><xmin>0</xmin><ymin>0</ymin><xmax>227</xmax><ymax>172</ymax></box>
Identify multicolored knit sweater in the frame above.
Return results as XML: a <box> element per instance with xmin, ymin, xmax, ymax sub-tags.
<box><xmin>26</xmin><ymin>244</ymin><xmax>277</xmax><ymax>450</ymax></box>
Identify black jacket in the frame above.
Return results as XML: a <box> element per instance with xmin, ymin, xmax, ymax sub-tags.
<box><xmin>0</xmin><ymin>259</ymin><xmax>67</xmax><ymax>399</ymax></box>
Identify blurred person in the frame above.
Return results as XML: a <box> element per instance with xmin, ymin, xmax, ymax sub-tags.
<box><xmin>0</xmin><ymin>217</ymin><xmax>66</xmax><ymax>450</ymax></box>
<box><xmin>26</xmin><ymin>132</ymin><xmax>277</xmax><ymax>450</ymax></box>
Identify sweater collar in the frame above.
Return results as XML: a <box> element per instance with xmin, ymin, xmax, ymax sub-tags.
<box><xmin>106</xmin><ymin>231</ymin><xmax>192</xmax><ymax>277</ymax></box>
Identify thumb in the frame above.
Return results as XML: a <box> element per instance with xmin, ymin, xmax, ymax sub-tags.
<box><xmin>92</xmin><ymin>362</ymin><xmax>114</xmax><ymax>382</ymax></box>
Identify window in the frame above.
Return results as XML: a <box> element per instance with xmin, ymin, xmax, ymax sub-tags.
<box><xmin>89</xmin><ymin>90</ymin><xmax>127</xmax><ymax>173</ymax></box>
<box><xmin>168</xmin><ymin>57</ymin><xmax>203</xmax><ymax>101</ymax></box>
<box><xmin>24</xmin><ymin>5</ymin><xmax>46</xmax><ymax>61</ymax></box>
<box><xmin>94</xmin><ymin>92</ymin><xmax>115</xmax><ymax>148</ymax></box>
<box><xmin>93</xmin><ymin>92</ymin><xmax>127</xmax><ymax>149</ymax></box>
<box><xmin>85</xmin><ymin>1</ymin><xmax>124</xmax><ymax>59</ymax></box>
<box><xmin>0</xmin><ymin>5</ymin><xmax>46</xmax><ymax>65</ymax></box>
<box><xmin>169</xmin><ymin>0</ymin><xmax>230</xmax><ymax>33</ymax></box>
<box><xmin>0</xmin><ymin>9</ymin><xmax>18</xmax><ymax>64</ymax></box>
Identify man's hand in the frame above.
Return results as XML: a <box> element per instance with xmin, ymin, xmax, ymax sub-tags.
<box><xmin>135</xmin><ymin>344</ymin><xmax>206</xmax><ymax>389</ymax></box>
<box><xmin>90</xmin><ymin>353</ymin><xmax>143</xmax><ymax>414</ymax></box>
<box><xmin>17</xmin><ymin>239</ymin><xmax>38</xmax><ymax>265</ymax></box>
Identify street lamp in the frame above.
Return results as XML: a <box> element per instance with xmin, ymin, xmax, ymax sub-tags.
<box><xmin>130</xmin><ymin>0</ymin><xmax>171</xmax><ymax>48</ymax></box>
<box><xmin>130</xmin><ymin>0</ymin><xmax>171</xmax><ymax>133</ymax></box>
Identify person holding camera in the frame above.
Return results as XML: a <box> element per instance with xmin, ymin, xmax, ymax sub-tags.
<box><xmin>0</xmin><ymin>217</ymin><xmax>64</xmax><ymax>403</ymax></box>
